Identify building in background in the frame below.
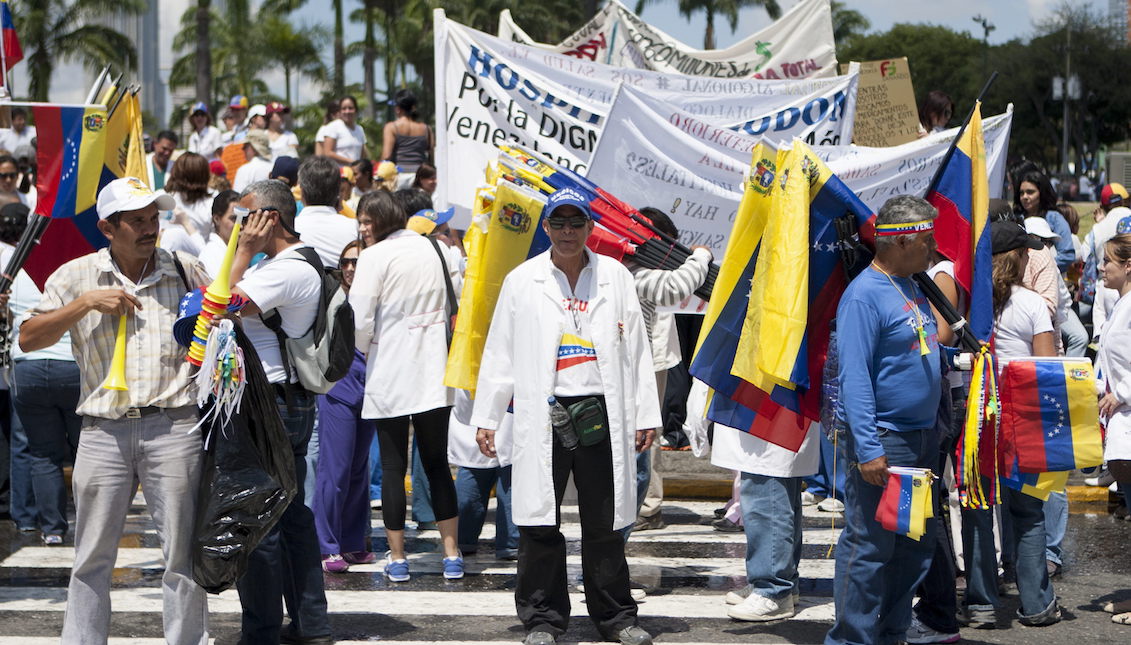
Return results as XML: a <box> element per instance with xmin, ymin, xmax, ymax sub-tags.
<box><xmin>1112</xmin><ymin>0</ymin><xmax>1130</xmax><ymax>42</ymax></box>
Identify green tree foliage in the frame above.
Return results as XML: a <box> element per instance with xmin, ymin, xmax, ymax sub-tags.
<box><xmin>635</xmin><ymin>0</ymin><xmax>781</xmax><ymax>49</ymax></box>
<box><xmin>830</xmin><ymin>0</ymin><xmax>869</xmax><ymax>51</ymax></box>
<box><xmin>9</xmin><ymin>0</ymin><xmax>144</xmax><ymax>102</ymax></box>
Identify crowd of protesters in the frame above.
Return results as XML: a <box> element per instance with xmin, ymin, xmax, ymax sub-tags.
<box><xmin>0</xmin><ymin>88</ymin><xmax>1129</xmax><ymax>645</ymax></box>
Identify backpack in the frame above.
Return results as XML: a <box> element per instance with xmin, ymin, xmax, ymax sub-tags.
<box><xmin>259</xmin><ymin>247</ymin><xmax>354</xmax><ymax>396</ymax></box>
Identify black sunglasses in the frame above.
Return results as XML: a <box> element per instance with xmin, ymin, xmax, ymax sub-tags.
<box><xmin>547</xmin><ymin>216</ymin><xmax>589</xmax><ymax>230</ymax></box>
<box><xmin>339</xmin><ymin>258</ymin><xmax>357</xmax><ymax>267</ymax></box>
<box><xmin>0</xmin><ymin>172</ymin><xmax>17</xmax><ymax>180</ymax></box>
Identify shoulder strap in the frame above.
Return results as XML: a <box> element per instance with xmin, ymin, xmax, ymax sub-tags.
<box><xmin>428</xmin><ymin>236</ymin><xmax>458</xmax><ymax>317</ymax></box>
<box><xmin>170</xmin><ymin>252</ymin><xmax>192</xmax><ymax>293</ymax></box>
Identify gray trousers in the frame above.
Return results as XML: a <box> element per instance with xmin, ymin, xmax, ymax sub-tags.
<box><xmin>62</xmin><ymin>406</ymin><xmax>208</xmax><ymax>645</ymax></box>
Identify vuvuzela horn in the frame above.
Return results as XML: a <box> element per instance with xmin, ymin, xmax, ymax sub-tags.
<box><xmin>187</xmin><ymin>212</ymin><xmax>245</xmax><ymax>366</ymax></box>
<box><xmin>101</xmin><ymin>315</ymin><xmax>129</xmax><ymax>391</ymax></box>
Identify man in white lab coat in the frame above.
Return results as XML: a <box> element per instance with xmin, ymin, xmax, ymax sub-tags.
<box><xmin>472</xmin><ymin>187</ymin><xmax>661</xmax><ymax>645</ymax></box>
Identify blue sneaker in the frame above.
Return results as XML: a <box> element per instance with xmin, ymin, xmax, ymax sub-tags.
<box><xmin>384</xmin><ymin>551</ymin><xmax>410</xmax><ymax>582</ymax></box>
<box><xmin>442</xmin><ymin>552</ymin><xmax>464</xmax><ymax>580</ymax></box>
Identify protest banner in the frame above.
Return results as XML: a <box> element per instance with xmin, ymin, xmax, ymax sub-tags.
<box><xmin>434</xmin><ymin>10</ymin><xmax>858</xmax><ymax>223</ymax></box>
<box><xmin>586</xmin><ymin>83</ymin><xmax>1012</xmax><ymax>259</ymax></box>
<box><xmin>846</xmin><ymin>57</ymin><xmax>922</xmax><ymax>147</ymax></box>
<box><xmin>498</xmin><ymin>0</ymin><xmax>836</xmax><ymax>80</ymax></box>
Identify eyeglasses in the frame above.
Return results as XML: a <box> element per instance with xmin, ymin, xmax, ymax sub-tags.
<box><xmin>0</xmin><ymin>172</ymin><xmax>18</xmax><ymax>180</ymax></box>
<box><xmin>339</xmin><ymin>258</ymin><xmax>357</xmax><ymax>267</ymax></box>
<box><xmin>232</xmin><ymin>206</ymin><xmax>279</xmax><ymax>218</ymax></box>
<box><xmin>547</xmin><ymin>216</ymin><xmax>589</xmax><ymax>230</ymax></box>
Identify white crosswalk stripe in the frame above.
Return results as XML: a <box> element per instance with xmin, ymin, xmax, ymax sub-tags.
<box><xmin>0</xmin><ymin>498</ymin><xmax>845</xmax><ymax>643</ymax></box>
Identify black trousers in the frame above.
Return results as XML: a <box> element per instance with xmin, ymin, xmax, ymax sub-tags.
<box><xmin>515</xmin><ymin>395</ymin><xmax>637</xmax><ymax>638</ymax></box>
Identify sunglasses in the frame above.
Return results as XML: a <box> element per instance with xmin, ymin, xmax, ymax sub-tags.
<box><xmin>547</xmin><ymin>216</ymin><xmax>589</xmax><ymax>230</ymax></box>
<box><xmin>0</xmin><ymin>172</ymin><xmax>17</xmax><ymax>180</ymax></box>
<box><xmin>339</xmin><ymin>258</ymin><xmax>357</xmax><ymax>267</ymax></box>
<box><xmin>232</xmin><ymin>206</ymin><xmax>279</xmax><ymax>218</ymax></box>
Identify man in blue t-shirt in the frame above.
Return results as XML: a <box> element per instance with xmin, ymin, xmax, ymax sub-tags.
<box><xmin>826</xmin><ymin>195</ymin><xmax>943</xmax><ymax>645</ymax></box>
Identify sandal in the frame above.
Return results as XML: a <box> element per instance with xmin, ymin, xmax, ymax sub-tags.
<box><xmin>1113</xmin><ymin>611</ymin><xmax>1131</xmax><ymax>625</ymax></box>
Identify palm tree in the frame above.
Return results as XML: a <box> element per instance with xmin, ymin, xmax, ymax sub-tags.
<box><xmin>260</xmin><ymin>15</ymin><xmax>329</xmax><ymax>106</ymax></box>
<box><xmin>830</xmin><ymin>1</ymin><xmax>870</xmax><ymax>50</ymax></box>
<box><xmin>171</xmin><ymin>0</ymin><xmax>267</xmax><ymax>106</ymax></box>
<box><xmin>10</xmin><ymin>0</ymin><xmax>144</xmax><ymax>101</ymax></box>
<box><xmin>636</xmin><ymin>0</ymin><xmax>782</xmax><ymax>50</ymax></box>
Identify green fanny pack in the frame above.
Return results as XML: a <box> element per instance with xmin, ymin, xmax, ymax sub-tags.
<box><xmin>568</xmin><ymin>397</ymin><xmax>608</xmax><ymax>447</ymax></box>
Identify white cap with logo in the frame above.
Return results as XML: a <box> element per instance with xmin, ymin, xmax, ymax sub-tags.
<box><xmin>96</xmin><ymin>177</ymin><xmax>175</xmax><ymax>221</ymax></box>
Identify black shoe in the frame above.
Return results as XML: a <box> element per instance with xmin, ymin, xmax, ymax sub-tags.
<box><xmin>712</xmin><ymin>517</ymin><xmax>743</xmax><ymax>532</ymax></box>
<box><xmin>713</xmin><ymin>507</ymin><xmax>727</xmax><ymax>519</ymax></box>
<box><xmin>279</xmin><ymin>627</ymin><xmax>333</xmax><ymax>644</ymax></box>
<box><xmin>615</xmin><ymin>626</ymin><xmax>653</xmax><ymax>645</ymax></box>
<box><xmin>523</xmin><ymin>630</ymin><xmax>556</xmax><ymax>645</ymax></box>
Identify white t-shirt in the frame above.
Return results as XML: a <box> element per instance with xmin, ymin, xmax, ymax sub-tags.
<box><xmin>198</xmin><ymin>235</ymin><xmax>229</xmax><ymax>280</ymax></box>
<box><xmin>552</xmin><ymin>266</ymin><xmax>603</xmax><ymax>397</ymax></box>
<box><xmin>294</xmin><ymin>205</ymin><xmax>358</xmax><ymax>268</ymax></box>
<box><xmin>188</xmin><ymin>126</ymin><xmax>224</xmax><ymax>161</ymax></box>
<box><xmin>994</xmin><ymin>286</ymin><xmax>1054</xmax><ymax>361</ymax></box>
<box><xmin>0</xmin><ymin>126</ymin><xmax>35</xmax><ymax>153</ymax></box>
<box><xmin>927</xmin><ymin>260</ymin><xmax>967</xmax><ymax>388</ymax></box>
<box><xmin>232</xmin><ymin>156</ymin><xmax>273</xmax><ymax>192</ymax></box>
<box><xmin>171</xmin><ymin>190</ymin><xmax>216</xmax><ymax>240</ymax></box>
<box><xmin>314</xmin><ymin>123</ymin><xmax>331</xmax><ymax>144</ymax></box>
<box><xmin>269</xmin><ymin>131</ymin><xmax>299</xmax><ymax>160</ymax></box>
<box><xmin>322</xmin><ymin>119</ymin><xmax>366</xmax><ymax>162</ymax></box>
<box><xmin>238</xmin><ymin>244</ymin><xmax>322</xmax><ymax>384</ymax></box>
<box><xmin>158</xmin><ymin>224</ymin><xmax>204</xmax><ymax>256</ymax></box>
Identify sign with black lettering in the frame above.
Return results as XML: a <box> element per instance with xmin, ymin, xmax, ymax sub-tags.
<box><xmin>845</xmin><ymin>58</ymin><xmax>922</xmax><ymax>147</ymax></box>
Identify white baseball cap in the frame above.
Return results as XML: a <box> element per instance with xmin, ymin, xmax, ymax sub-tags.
<box><xmin>96</xmin><ymin>177</ymin><xmax>175</xmax><ymax>220</ymax></box>
<box><xmin>248</xmin><ymin>104</ymin><xmax>267</xmax><ymax>119</ymax></box>
<box><xmin>1023</xmin><ymin>216</ymin><xmax>1060</xmax><ymax>241</ymax></box>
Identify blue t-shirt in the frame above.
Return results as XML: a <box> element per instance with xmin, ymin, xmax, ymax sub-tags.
<box><xmin>836</xmin><ymin>266</ymin><xmax>942</xmax><ymax>463</ymax></box>
<box><xmin>1042</xmin><ymin>209</ymin><xmax>1075</xmax><ymax>273</ymax></box>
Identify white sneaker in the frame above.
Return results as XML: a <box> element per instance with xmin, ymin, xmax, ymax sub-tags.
<box><xmin>631</xmin><ymin>588</ymin><xmax>646</xmax><ymax>601</ymax></box>
<box><xmin>801</xmin><ymin>491</ymin><xmax>818</xmax><ymax>506</ymax></box>
<box><xmin>817</xmin><ymin>497</ymin><xmax>845</xmax><ymax>513</ymax></box>
<box><xmin>1085</xmin><ymin>470</ymin><xmax>1115</xmax><ymax>487</ymax></box>
<box><xmin>728</xmin><ymin>592</ymin><xmax>795</xmax><ymax>621</ymax></box>
<box><xmin>725</xmin><ymin>584</ymin><xmax>753</xmax><ymax>605</ymax></box>
<box><xmin>1112</xmin><ymin>480</ymin><xmax>1120</xmax><ymax>493</ymax></box>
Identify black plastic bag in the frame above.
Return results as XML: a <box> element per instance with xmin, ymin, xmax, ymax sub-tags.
<box><xmin>192</xmin><ymin>325</ymin><xmax>297</xmax><ymax>594</ymax></box>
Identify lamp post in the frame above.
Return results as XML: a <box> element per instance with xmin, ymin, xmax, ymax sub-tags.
<box><xmin>972</xmin><ymin>15</ymin><xmax>995</xmax><ymax>74</ymax></box>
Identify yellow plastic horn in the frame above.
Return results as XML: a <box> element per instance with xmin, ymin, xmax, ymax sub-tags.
<box><xmin>102</xmin><ymin>315</ymin><xmax>129</xmax><ymax>391</ymax></box>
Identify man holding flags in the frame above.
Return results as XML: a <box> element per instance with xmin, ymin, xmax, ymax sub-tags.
<box><xmin>825</xmin><ymin>195</ymin><xmax>944</xmax><ymax>645</ymax></box>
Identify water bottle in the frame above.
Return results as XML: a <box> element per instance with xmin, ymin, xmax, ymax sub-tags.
<box><xmin>548</xmin><ymin>396</ymin><xmax>578</xmax><ymax>450</ymax></box>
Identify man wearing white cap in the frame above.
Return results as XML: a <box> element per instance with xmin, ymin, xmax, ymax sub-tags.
<box><xmin>233</xmin><ymin>129</ymin><xmax>274</xmax><ymax>193</ymax></box>
<box><xmin>19</xmin><ymin>177</ymin><xmax>212</xmax><ymax>644</ymax></box>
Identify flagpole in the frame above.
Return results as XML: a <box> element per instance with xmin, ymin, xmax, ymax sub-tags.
<box><xmin>85</xmin><ymin>66</ymin><xmax>111</xmax><ymax>104</ymax></box>
<box><xmin>922</xmin><ymin>72</ymin><xmax>999</xmax><ymax>198</ymax></box>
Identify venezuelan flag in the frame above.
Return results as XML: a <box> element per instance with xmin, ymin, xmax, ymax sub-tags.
<box><xmin>1000</xmin><ymin>456</ymin><xmax>1070</xmax><ymax>501</ymax></box>
<box><xmin>999</xmin><ymin>358</ymin><xmax>1102</xmax><ymax>473</ymax></box>
<box><xmin>876</xmin><ymin>467</ymin><xmax>934</xmax><ymax>540</ymax></box>
<box><xmin>926</xmin><ymin>102</ymin><xmax>992</xmax><ymax>343</ymax></box>
<box><xmin>0</xmin><ymin>0</ymin><xmax>22</xmax><ymax>71</ymax></box>
<box><xmin>443</xmin><ymin>179</ymin><xmax>550</xmax><ymax>393</ymax></box>
<box><xmin>32</xmin><ymin>105</ymin><xmax>107</xmax><ymax>219</ymax></box>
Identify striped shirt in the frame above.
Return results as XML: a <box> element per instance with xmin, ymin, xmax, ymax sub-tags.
<box><xmin>629</xmin><ymin>247</ymin><xmax>711</xmax><ymax>371</ymax></box>
<box><xmin>23</xmin><ymin>248</ymin><xmax>209</xmax><ymax>419</ymax></box>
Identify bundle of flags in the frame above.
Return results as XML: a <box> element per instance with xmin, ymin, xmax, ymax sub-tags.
<box><xmin>689</xmin><ymin>140</ymin><xmax>874</xmax><ymax>451</ymax></box>
<box><xmin>875</xmin><ymin>467</ymin><xmax>935</xmax><ymax>541</ymax></box>
<box><xmin>23</xmin><ymin>83</ymin><xmax>146</xmax><ymax>288</ymax></box>
<box><xmin>999</xmin><ymin>358</ymin><xmax>1102</xmax><ymax>475</ymax></box>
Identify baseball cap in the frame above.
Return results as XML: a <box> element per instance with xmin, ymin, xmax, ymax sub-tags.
<box><xmin>208</xmin><ymin>159</ymin><xmax>226</xmax><ymax>176</ymax></box>
<box><xmin>1102</xmin><ymin>183</ymin><xmax>1129</xmax><ymax>207</ymax></box>
<box><xmin>545</xmin><ymin>187</ymin><xmax>592</xmax><ymax>219</ymax></box>
<box><xmin>190</xmin><ymin>101</ymin><xmax>209</xmax><ymax>116</ymax></box>
<box><xmin>248</xmin><ymin>104</ymin><xmax>267</xmax><ymax>119</ymax></box>
<box><xmin>270</xmin><ymin>156</ymin><xmax>299</xmax><ymax>185</ymax></box>
<box><xmin>375</xmin><ymin>160</ymin><xmax>398</xmax><ymax>190</ymax></box>
<box><xmin>244</xmin><ymin>129</ymin><xmax>271</xmax><ymax>159</ymax></box>
<box><xmin>340</xmin><ymin>166</ymin><xmax>356</xmax><ymax>183</ymax></box>
<box><xmin>228</xmin><ymin>95</ymin><xmax>248</xmax><ymax>109</ymax></box>
<box><xmin>991</xmin><ymin>220</ymin><xmax>1043</xmax><ymax>254</ymax></box>
<box><xmin>265</xmin><ymin>101</ymin><xmax>289</xmax><ymax>115</ymax></box>
<box><xmin>1023</xmin><ymin>216</ymin><xmax>1060</xmax><ymax>240</ymax></box>
<box><xmin>406</xmin><ymin>207</ymin><xmax>455</xmax><ymax>235</ymax></box>
<box><xmin>96</xmin><ymin>177</ymin><xmax>175</xmax><ymax>220</ymax></box>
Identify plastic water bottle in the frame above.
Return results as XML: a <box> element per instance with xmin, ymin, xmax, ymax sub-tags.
<box><xmin>548</xmin><ymin>396</ymin><xmax>578</xmax><ymax>450</ymax></box>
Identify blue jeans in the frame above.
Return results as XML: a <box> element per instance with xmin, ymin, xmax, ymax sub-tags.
<box><xmin>1043</xmin><ymin>490</ymin><xmax>1067</xmax><ymax>565</ymax></box>
<box><xmin>369</xmin><ymin>433</ymin><xmax>382</xmax><ymax>501</ymax></box>
<box><xmin>411</xmin><ymin>435</ymin><xmax>435</xmax><ymax>523</ymax></box>
<box><xmin>1061</xmin><ymin>308</ymin><xmax>1088</xmax><ymax>357</ymax></box>
<box><xmin>826</xmin><ymin>427</ymin><xmax>938</xmax><ymax>645</ymax></box>
<box><xmin>618</xmin><ymin>449</ymin><xmax>652</xmax><ymax>542</ymax></box>
<box><xmin>8</xmin><ymin>398</ymin><xmax>37</xmax><ymax>530</ymax></box>
<box><xmin>740</xmin><ymin>473</ymin><xmax>802</xmax><ymax>600</ymax></box>
<box><xmin>803</xmin><ymin>427</ymin><xmax>847</xmax><ymax>500</ymax></box>
<box><xmin>455</xmin><ymin>465</ymin><xmax>518</xmax><ymax>558</ymax></box>
<box><xmin>237</xmin><ymin>391</ymin><xmax>329</xmax><ymax>643</ymax></box>
<box><xmin>1002</xmin><ymin>487</ymin><xmax>1057</xmax><ymax>618</ymax></box>
<box><xmin>960</xmin><ymin>487</ymin><xmax>999</xmax><ymax>614</ymax></box>
<box><xmin>12</xmin><ymin>360</ymin><xmax>81</xmax><ymax>536</ymax></box>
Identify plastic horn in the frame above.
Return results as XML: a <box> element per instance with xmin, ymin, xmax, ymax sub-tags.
<box><xmin>102</xmin><ymin>315</ymin><xmax>129</xmax><ymax>391</ymax></box>
<box><xmin>187</xmin><ymin>211</ymin><xmax>245</xmax><ymax>365</ymax></box>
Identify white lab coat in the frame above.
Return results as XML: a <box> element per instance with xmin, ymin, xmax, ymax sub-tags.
<box><xmin>470</xmin><ymin>249</ymin><xmax>662</xmax><ymax>528</ymax></box>
<box><xmin>1096</xmin><ymin>290</ymin><xmax>1131</xmax><ymax>459</ymax></box>
<box><xmin>350</xmin><ymin>228</ymin><xmax>454</xmax><ymax>418</ymax></box>
<box><xmin>448</xmin><ymin>389</ymin><xmax>513</xmax><ymax>468</ymax></box>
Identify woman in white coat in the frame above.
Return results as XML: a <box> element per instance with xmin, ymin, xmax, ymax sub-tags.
<box><xmin>348</xmin><ymin>190</ymin><xmax>462</xmax><ymax>581</ymax></box>
<box><xmin>1095</xmin><ymin>233</ymin><xmax>1131</xmax><ymax>624</ymax></box>
<box><xmin>471</xmin><ymin>188</ymin><xmax>660</xmax><ymax>645</ymax></box>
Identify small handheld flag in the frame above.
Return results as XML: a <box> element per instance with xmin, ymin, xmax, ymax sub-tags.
<box><xmin>875</xmin><ymin>467</ymin><xmax>935</xmax><ymax>541</ymax></box>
